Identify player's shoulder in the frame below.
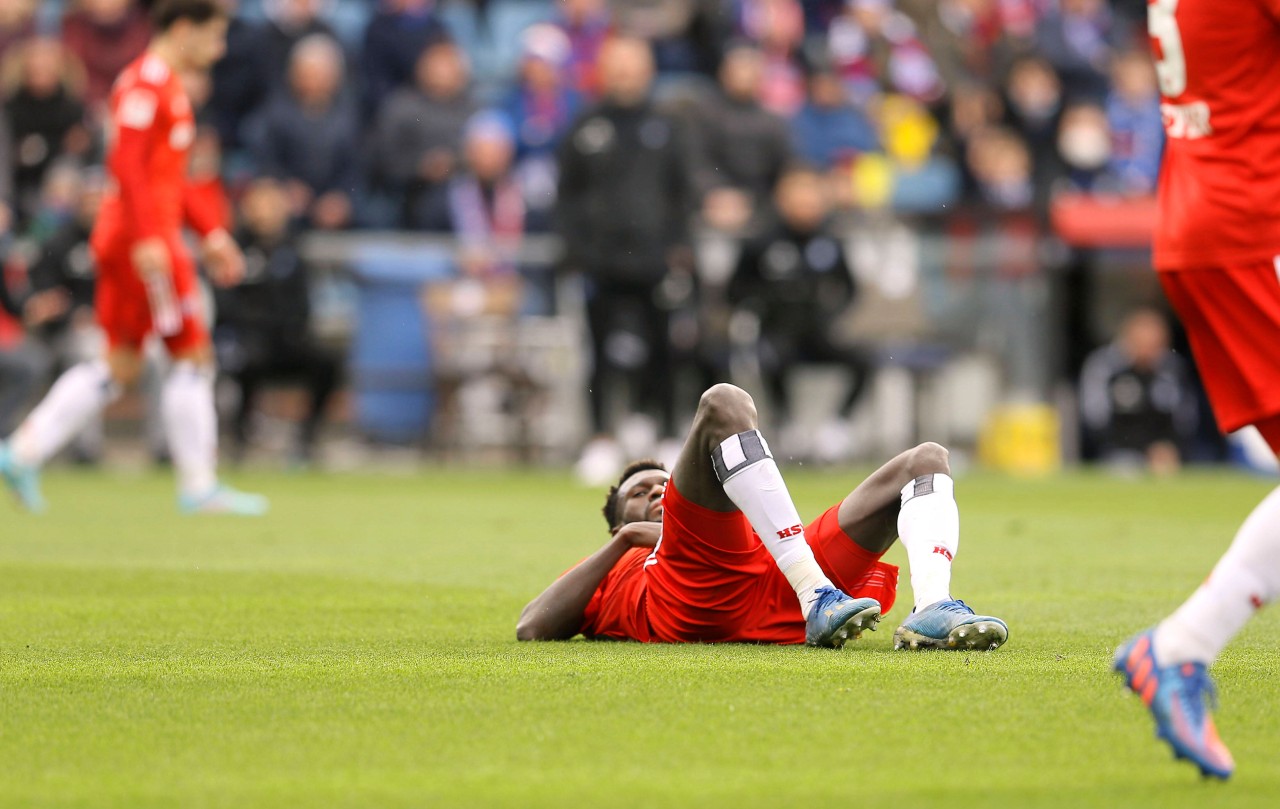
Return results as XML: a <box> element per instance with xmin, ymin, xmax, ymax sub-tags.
<box><xmin>118</xmin><ymin>53</ymin><xmax>173</xmax><ymax>93</ymax></box>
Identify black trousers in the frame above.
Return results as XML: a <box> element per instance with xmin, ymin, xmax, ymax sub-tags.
<box><xmin>757</xmin><ymin>329</ymin><xmax>873</xmax><ymax>423</ymax></box>
<box><xmin>230</xmin><ymin>337</ymin><xmax>342</xmax><ymax>453</ymax></box>
<box><xmin>584</xmin><ymin>283</ymin><xmax>676</xmax><ymax>437</ymax></box>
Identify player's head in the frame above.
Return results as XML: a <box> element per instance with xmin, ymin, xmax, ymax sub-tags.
<box><xmin>149</xmin><ymin>0</ymin><xmax>229</xmax><ymax>71</ymax></box>
<box><xmin>602</xmin><ymin>460</ymin><xmax>669</xmax><ymax>532</ymax></box>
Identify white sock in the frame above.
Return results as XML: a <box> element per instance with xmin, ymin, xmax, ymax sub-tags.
<box><xmin>11</xmin><ymin>360</ymin><xmax>119</xmax><ymax>467</ymax></box>
<box><xmin>714</xmin><ymin>430</ymin><xmax>833</xmax><ymax>617</ymax></box>
<box><xmin>897</xmin><ymin>473</ymin><xmax>959</xmax><ymax>611</ymax></box>
<box><xmin>1153</xmin><ymin>484</ymin><xmax>1280</xmax><ymax>666</ymax></box>
<box><xmin>162</xmin><ymin>361</ymin><xmax>218</xmax><ymax>498</ymax></box>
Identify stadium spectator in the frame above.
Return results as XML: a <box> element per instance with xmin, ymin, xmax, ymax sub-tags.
<box><xmin>2</xmin><ymin>38</ymin><xmax>91</xmax><ymax>228</ymax></box>
<box><xmin>258</xmin><ymin>0</ymin><xmax>343</xmax><ymax>99</ymax></box>
<box><xmin>900</xmin><ymin>0</ymin><xmax>1038</xmax><ymax>92</ymax></box>
<box><xmin>216</xmin><ymin>177</ymin><xmax>341</xmax><ymax>465</ymax></box>
<box><xmin>611</xmin><ymin>0</ymin><xmax>729</xmax><ymax>77</ymax></box>
<box><xmin>60</xmin><ymin>0</ymin><xmax>152</xmax><ymax>122</ymax></box>
<box><xmin>499</xmin><ymin>23</ymin><xmax>583</xmax><ymax>226</ymax></box>
<box><xmin>553</xmin><ymin>0</ymin><xmax>610</xmax><ymax>98</ymax></box>
<box><xmin>556</xmin><ymin>35</ymin><xmax>696</xmax><ymax>484</ymax></box>
<box><xmin>430</xmin><ymin>111</ymin><xmax>530</xmax><ymax>267</ymax></box>
<box><xmin>360</xmin><ymin>0</ymin><xmax>449</xmax><ymax>119</ymax></box>
<box><xmin>1104</xmin><ymin>48</ymin><xmax>1163</xmax><ymax>197</ymax></box>
<box><xmin>824</xmin><ymin>0</ymin><xmax>944</xmax><ymax>107</ymax></box>
<box><xmin>1052</xmin><ymin>101</ymin><xmax>1115</xmax><ymax>193</ymax></box>
<box><xmin>735</xmin><ymin>0</ymin><xmax>806</xmax><ymax>117</ymax></box>
<box><xmin>372</xmin><ymin>39</ymin><xmax>479</xmax><ymax>229</ymax></box>
<box><xmin>1033</xmin><ymin>0</ymin><xmax>1129</xmax><ymax>103</ymax></box>
<box><xmin>695</xmin><ymin>43</ymin><xmax>793</xmax><ymax>234</ymax></box>
<box><xmin>790</xmin><ymin>59</ymin><xmax>879</xmax><ymax>171</ymax></box>
<box><xmin>0</xmin><ymin>0</ymin><xmax>37</xmax><ymax>65</ymax></box>
<box><xmin>728</xmin><ymin>164</ymin><xmax>871</xmax><ymax>461</ymax></box>
<box><xmin>517</xmin><ymin>382</ymin><xmax>1008</xmax><ymax>652</ymax></box>
<box><xmin>247</xmin><ymin>34</ymin><xmax>361</xmax><ymax>231</ymax></box>
<box><xmin>964</xmin><ymin>125</ymin><xmax>1034</xmax><ymax>212</ymax></box>
<box><xmin>1001</xmin><ymin>55</ymin><xmax>1064</xmax><ymax>195</ymax></box>
<box><xmin>1079</xmin><ymin>307</ymin><xmax>1196</xmax><ymax>475</ymax></box>
<box><xmin>208</xmin><ymin>0</ymin><xmax>271</xmax><ymax>152</ymax></box>
<box><xmin>864</xmin><ymin>93</ymin><xmax>959</xmax><ymax>213</ymax></box>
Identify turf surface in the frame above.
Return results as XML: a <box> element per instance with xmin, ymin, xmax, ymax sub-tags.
<box><xmin>2</xmin><ymin>467</ymin><xmax>1278</xmax><ymax>807</ymax></box>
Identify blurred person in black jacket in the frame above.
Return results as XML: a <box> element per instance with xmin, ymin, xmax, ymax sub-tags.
<box><xmin>728</xmin><ymin>164</ymin><xmax>871</xmax><ymax>461</ymax></box>
<box><xmin>555</xmin><ymin>35</ymin><xmax>697</xmax><ymax>483</ymax></box>
<box><xmin>214</xmin><ymin>178</ymin><xmax>341</xmax><ymax>464</ymax></box>
<box><xmin>1079</xmin><ymin>307</ymin><xmax>1197</xmax><ymax>475</ymax></box>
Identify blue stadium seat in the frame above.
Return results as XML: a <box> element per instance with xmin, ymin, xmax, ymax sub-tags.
<box><xmin>348</xmin><ymin>243</ymin><xmax>455</xmax><ymax>443</ymax></box>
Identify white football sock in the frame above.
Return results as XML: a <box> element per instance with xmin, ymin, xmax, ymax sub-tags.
<box><xmin>897</xmin><ymin>473</ymin><xmax>959</xmax><ymax>611</ymax></box>
<box><xmin>162</xmin><ymin>361</ymin><xmax>218</xmax><ymax>498</ymax></box>
<box><xmin>714</xmin><ymin>430</ymin><xmax>833</xmax><ymax>617</ymax></box>
<box><xmin>11</xmin><ymin>360</ymin><xmax>120</xmax><ymax>467</ymax></box>
<box><xmin>1153</xmin><ymin>484</ymin><xmax>1280</xmax><ymax>667</ymax></box>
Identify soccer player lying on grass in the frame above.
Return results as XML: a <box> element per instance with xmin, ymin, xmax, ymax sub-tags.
<box><xmin>518</xmin><ymin>383</ymin><xmax>1008</xmax><ymax>649</ymax></box>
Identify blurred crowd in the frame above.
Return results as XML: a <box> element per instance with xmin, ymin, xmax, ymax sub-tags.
<box><xmin>0</xmin><ymin>0</ymin><xmax>1185</xmax><ymax>473</ymax></box>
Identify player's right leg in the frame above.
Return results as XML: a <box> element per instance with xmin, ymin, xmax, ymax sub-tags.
<box><xmin>1111</xmin><ymin>266</ymin><xmax>1280</xmax><ymax>777</ymax></box>
<box><xmin>673</xmin><ymin>383</ymin><xmax>880</xmax><ymax>647</ymax></box>
<box><xmin>164</xmin><ymin>341</ymin><xmax>268</xmax><ymax>517</ymax></box>
<box><xmin>0</xmin><ymin>347</ymin><xmax>140</xmax><ymax>512</ymax></box>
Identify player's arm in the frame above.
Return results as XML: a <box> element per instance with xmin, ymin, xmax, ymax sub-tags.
<box><xmin>515</xmin><ymin>522</ymin><xmax>661</xmax><ymax>641</ymax></box>
<box><xmin>183</xmin><ymin>174</ymin><xmax>245</xmax><ymax>287</ymax></box>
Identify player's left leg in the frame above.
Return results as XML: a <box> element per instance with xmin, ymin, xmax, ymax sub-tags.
<box><xmin>672</xmin><ymin>383</ymin><xmax>880</xmax><ymax>647</ymax></box>
<box><xmin>815</xmin><ymin>442</ymin><xmax>1007</xmax><ymax>650</ymax></box>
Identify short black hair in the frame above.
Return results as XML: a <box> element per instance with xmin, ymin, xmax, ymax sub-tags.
<box><xmin>602</xmin><ymin>459</ymin><xmax>667</xmax><ymax>532</ymax></box>
<box><xmin>149</xmin><ymin>0</ymin><xmax>227</xmax><ymax>31</ymax></box>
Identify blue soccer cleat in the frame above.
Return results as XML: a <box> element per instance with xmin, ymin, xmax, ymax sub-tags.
<box><xmin>893</xmin><ymin>599</ymin><xmax>1008</xmax><ymax>651</ymax></box>
<box><xmin>1113</xmin><ymin>629</ymin><xmax>1235</xmax><ymax>780</ymax></box>
<box><xmin>0</xmin><ymin>440</ymin><xmax>46</xmax><ymax>513</ymax></box>
<box><xmin>179</xmin><ymin>484</ymin><xmax>269</xmax><ymax>516</ymax></box>
<box><xmin>805</xmin><ymin>586</ymin><xmax>881</xmax><ymax>648</ymax></box>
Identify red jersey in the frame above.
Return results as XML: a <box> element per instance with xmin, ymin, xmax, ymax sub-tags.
<box><xmin>93</xmin><ymin>53</ymin><xmax>222</xmax><ymax>258</ymax></box>
<box><xmin>1150</xmin><ymin>0</ymin><xmax>1280</xmax><ymax>269</ymax></box>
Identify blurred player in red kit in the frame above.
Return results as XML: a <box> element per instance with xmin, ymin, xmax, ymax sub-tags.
<box><xmin>1112</xmin><ymin>0</ymin><xmax>1280</xmax><ymax>780</ymax></box>
<box><xmin>1</xmin><ymin>0</ymin><xmax>266</xmax><ymax>515</ymax></box>
<box><xmin>517</xmin><ymin>383</ymin><xmax>1008</xmax><ymax>653</ymax></box>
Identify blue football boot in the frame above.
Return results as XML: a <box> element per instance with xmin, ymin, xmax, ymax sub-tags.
<box><xmin>1113</xmin><ymin>629</ymin><xmax>1234</xmax><ymax>780</ymax></box>
<box><xmin>179</xmin><ymin>484</ymin><xmax>269</xmax><ymax>516</ymax></box>
<box><xmin>0</xmin><ymin>440</ymin><xmax>46</xmax><ymax>513</ymax></box>
<box><xmin>805</xmin><ymin>586</ymin><xmax>881</xmax><ymax>648</ymax></box>
<box><xmin>893</xmin><ymin>598</ymin><xmax>1008</xmax><ymax>651</ymax></box>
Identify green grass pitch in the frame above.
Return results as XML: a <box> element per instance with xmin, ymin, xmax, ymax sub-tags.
<box><xmin>2</xmin><ymin>466</ymin><xmax>1278</xmax><ymax>808</ymax></box>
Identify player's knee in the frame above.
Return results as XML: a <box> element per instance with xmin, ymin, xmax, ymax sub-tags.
<box><xmin>906</xmin><ymin>442</ymin><xmax>950</xmax><ymax>477</ymax></box>
<box><xmin>695</xmin><ymin>383</ymin><xmax>757</xmax><ymax>443</ymax></box>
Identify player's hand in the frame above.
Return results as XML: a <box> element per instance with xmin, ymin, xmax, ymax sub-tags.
<box><xmin>131</xmin><ymin>237</ymin><xmax>172</xmax><ymax>278</ymax></box>
<box><xmin>202</xmin><ymin>229</ymin><xmax>245</xmax><ymax>287</ymax></box>
<box><xmin>612</xmin><ymin>521</ymin><xmax>661</xmax><ymax>549</ymax></box>
<box><xmin>22</xmin><ymin>289</ymin><xmax>70</xmax><ymax>327</ymax></box>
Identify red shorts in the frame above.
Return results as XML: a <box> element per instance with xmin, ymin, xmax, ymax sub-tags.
<box><xmin>1159</xmin><ymin>262</ymin><xmax>1280</xmax><ymax>433</ymax></box>
<box><xmin>93</xmin><ymin>238</ymin><xmax>207</xmax><ymax>354</ymax></box>
<box><xmin>636</xmin><ymin>479</ymin><xmax>899</xmax><ymax>644</ymax></box>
